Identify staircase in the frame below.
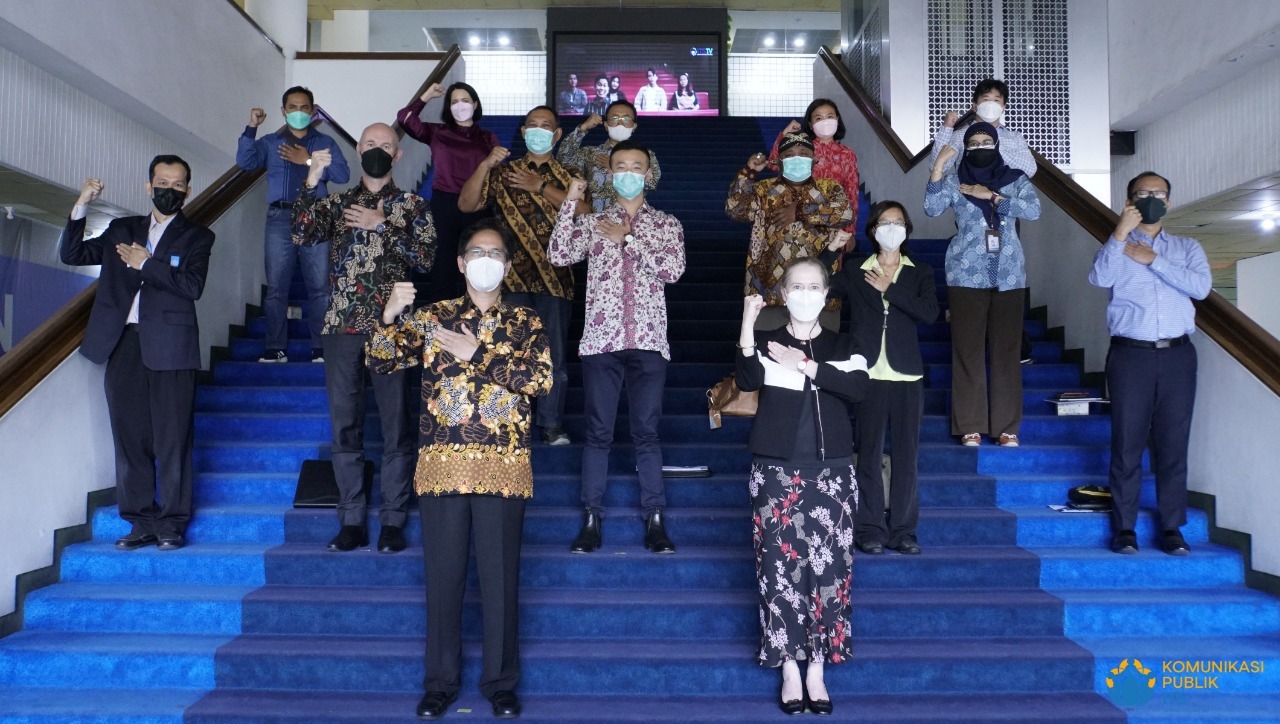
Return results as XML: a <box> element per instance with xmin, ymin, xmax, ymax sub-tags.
<box><xmin>2</xmin><ymin>116</ymin><xmax>1280</xmax><ymax>723</ymax></box>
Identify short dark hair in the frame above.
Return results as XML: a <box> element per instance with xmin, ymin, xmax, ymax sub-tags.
<box><xmin>646</xmin><ymin>67</ymin><xmax>657</xmax><ymax>75</ymax></box>
<box><xmin>971</xmin><ymin>78</ymin><xmax>1008</xmax><ymax>104</ymax></box>
<box><xmin>782</xmin><ymin>256</ymin><xmax>830</xmax><ymax>288</ymax></box>
<box><xmin>459</xmin><ymin>217</ymin><xmax>515</xmax><ymax>260</ymax></box>
<box><xmin>864</xmin><ymin>200</ymin><xmax>914</xmax><ymax>256</ymax></box>
<box><xmin>595</xmin><ymin>74</ymin><xmax>609</xmax><ymax>84</ymax></box>
<box><xmin>281</xmin><ymin>86</ymin><xmax>314</xmax><ymax>108</ymax></box>
<box><xmin>801</xmin><ymin>98</ymin><xmax>845</xmax><ymax>141</ymax></box>
<box><xmin>149</xmin><ymin>154</ymin><xmax>192</xmax><ymax>185</ymax></box>
<box><xmin>609</xmin><ymin>139</ymin><xmax>651</xmax><ymax>165</ymax></box>
<box><xmin>605</xmin><ymin>99</ymin><xmax>637</xmax><ymax>119</ymax></box>
<box><xmin>441</xmin><ymin>82</ymin><xmax>483</xmax><ymax>127</ymax></box>
<box><xmin>610</xmin><ymin>75</ymin><xmax>621</xmax><ymax>83</ymax></box>
<box><xmin>523</xmin><ymin>105</ymin><xmax>559</xmax><ymax>128</ymax></box>
<box><xmin>1126</xmin><ymin>171</ymin><xmax>1172</xmax><ymax>200</ymax></box>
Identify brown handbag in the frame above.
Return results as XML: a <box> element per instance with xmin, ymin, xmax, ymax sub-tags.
<box><xmin>707</xmin><ymin>374</ymin><xmax>758</xmax><ymax>429</ymax></box>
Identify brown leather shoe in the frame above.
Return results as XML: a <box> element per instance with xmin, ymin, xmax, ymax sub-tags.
<box><xmin>997</xmin><ymin>433</ymin><xmax>1020</xmax><ymax>447</ymax></box>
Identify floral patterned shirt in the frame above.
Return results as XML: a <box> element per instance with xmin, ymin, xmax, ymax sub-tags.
<box><xmin>725</xmin><ymin>170</ymin><xmax>852</xmax><ymax>307</ymax></box>
<box><xmin>768</xmin><ymin>134</ymin><xmax>860</xmax><ymax>232</ymax></box>
<box><xmin>478</xmin><ymin>156</ymin><xmax>584</xmax><ymax>300</ymax></box>
<box><xmin>557</xmin><ymin>126</ymin><xmax>662</xmax><ymax>213</ymax></box>
<box><xmin>548</xmin><ymin>199</ymin><xmax>686</xmax><ymax>360</ymax></box>
<box><xmin>923</xmin><ymin>174</ymin><xmax>1040</xmax><ymax>291</ymax></box>
<box><xmin>367</xmin><ymin>296</ymin><xmax>553</xmax><ymax>499</ymax></box>
<box><xmin>292</xmin><ymin>181</ymin><xmax>436</xmax><ymax>335</ymax></box>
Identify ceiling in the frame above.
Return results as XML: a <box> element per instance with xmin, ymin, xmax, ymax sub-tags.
<box><xmin>307</xmin><ymin>0</ymin><xmax>839</xmax><ymax>21</ymax></box>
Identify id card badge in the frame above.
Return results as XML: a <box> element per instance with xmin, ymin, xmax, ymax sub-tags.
<box><xmin>985</xmin><ymin>229</ymin><xmax>1001</xmax><ymax>254</ymax></box>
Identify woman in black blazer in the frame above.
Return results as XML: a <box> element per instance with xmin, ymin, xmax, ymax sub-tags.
<box><xmin>825</xmin><ymin>201</ymin><xmax>938</xmax><ymax>555</ymax></box>
<box><xmin>736</xmin><ymin>258</ymin><xmax>869</xmax><ymax>716</ymax></box>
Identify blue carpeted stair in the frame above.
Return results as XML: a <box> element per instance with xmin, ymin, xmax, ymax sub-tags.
<box><xmin>3</xmin><ymin>115</ymin><xmax>1280</xmax><ymax>723</ymax></box>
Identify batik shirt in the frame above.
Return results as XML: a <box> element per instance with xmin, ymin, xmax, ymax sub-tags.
<box><xmin>725</xmin><ymin>170</ymin><xmax>852</xmax><ymax>307</ymax></box>
<box><xmin>548</xmin><ymin>199</ymin><xmax>686</xmax><ymax>360</ymax></box>
<box><xmin>478</xmin><ymin>156</ymin><xmax>584</xmax><ymax>300</ymax></box>
<box><xmin>293</xmin><ymin>181</ymin><xmax>436</xmax><ymax>335</ymax></box>
<box><xmin>768</xmin><ymin>135</ymin><xmax>861</xmax><ymax>232</ymax></box>
<box><xmin>923</xmin><ymin>174</ymin><xmax>1040</xmax><ymax>291</ymax></box>
<box><xmin>557</xmin><ymin>127</ymin><xmax>662</xmax><ymax>212</ymax></box>
<box><xmin>367</xmin><ymin>297</ymin><xmax>553</xmax><ymax>499</ymax></box>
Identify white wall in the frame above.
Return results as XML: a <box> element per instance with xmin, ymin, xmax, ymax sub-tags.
<box><xmin>1237</xmin><ymin>251</ymin><xmax>1280</xmax><ymax>340</ymax></box>
<box><xmin>0</xmin><ymin>353</ymin><xmax>112</xmax><ymax>616</ymax></box>
<box><xmin>1189</xmin><ymin>333</ymin><xmax>1280</xmax><ymax>579</ymax></box>
<box><xmin>320</xmin><ymin>10</ymin><xmax>370</xmax><ymax>52</ymax></box>
<box><xmin>885</xmin><ymin>0</ymin><xmax>928</xmax><ymax>153</ymax></box>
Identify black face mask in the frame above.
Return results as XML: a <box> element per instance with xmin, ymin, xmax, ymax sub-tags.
<box><xmin>152</xmin><ymin>186</ymin><xmax>187</xmax><ymax>216</ymax></box>
<box><xmin>361</xmin><ymin>148</ymin><xmax>394</xmax><ymax>178</ymax></box>
<box><xmin>965</xmin><ymin>148</ymin><xmax>998</xmax><ymax>168</ymax></box>
<box><xmin>1135</xmin><ymin>196</ymin><xmax>1168</xmax><ymax>225</ymax></box>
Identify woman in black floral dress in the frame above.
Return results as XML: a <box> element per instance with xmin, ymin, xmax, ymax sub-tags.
<box><xmin>736</xmin><ymin>257</ymin><xmax>869</xmax><ymax>716</ymax></box>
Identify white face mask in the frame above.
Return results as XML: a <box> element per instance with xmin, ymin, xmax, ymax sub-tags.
<box><xmin>975</xmin><ymin>100</ymin><xmax>1003</xmax><ymax>124</ymax></box>
<box><xmin>607</xmin><ymin>124</ymin><xmax>634</xmax><ymax>142</ymax></box>
<box><xmin>812</xmin><ymin>118</ymin><xmax>838</xmax><ymax>138</ymax></box>
<box><xmin>874</xmin><ymin>224</ymin><xmax>907</xmax><ymax>252</ymax></box>
<box><xmin>785</xmin><ymin>289</ymin><xmax>826</xmax><ymax>323</ymax></box>
<box><xmin>451</xmin><ymin>101</ymin><xmax>475</xmax><ymax>123</ymax></box>
<box><xmin>465</xmin><ymin>256</ymin><xmax>505</xmax><ymax>293</ymax></box>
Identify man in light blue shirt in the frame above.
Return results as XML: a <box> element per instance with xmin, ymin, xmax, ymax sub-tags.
<box><xmin>1088</xmin><ymin>171</ymin><xmax>1211</xmax><ymax>557</ymax></box>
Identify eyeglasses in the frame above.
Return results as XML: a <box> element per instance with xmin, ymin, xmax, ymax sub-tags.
<box><xmin>876</xmin><ymin>221</ymin><xmax>907</xmax><ymax>228</ymax></box>
<box><xmin>1131</xmin><ymin>190</ymin><xmax>1169</xmax><ymax>200</ymax></box>
<box><xmin>607</xmin><ymin>115</ymin><xmax>636</xmax><ymax>127</ymax></box>
<box><xmin>464</xmin><ymin>248</ymin><xmax>508</xmax><ymax>261</ymax></box>
<box><xmin>965</xmin><ymin>141</ymin><xmax>996</xmax><ymax>150</ymax></box>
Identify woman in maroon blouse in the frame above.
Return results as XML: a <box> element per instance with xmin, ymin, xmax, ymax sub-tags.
<box><xmin>397</xmin><ymin>81</ymin><xmax>499</xmax><ymax>302</ymax></box>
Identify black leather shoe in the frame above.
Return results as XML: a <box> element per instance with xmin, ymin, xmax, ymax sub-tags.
<box><xmin>893</xmin><ymin>539</ymin><xmax>922</xmax><ymax>555</ymax></box>
<box><xmin>1161</xmin><ymin>529</ymin><xmax>1190</xmax><ymax>556</ymax></box>
<box><xmin>114</xmin><ymin>531</ymin><xmax>157</xmax><ymax>551</ymax></box>
<box><xmin>570</xmin><ymin>508</ymin><xmax>602</xmax><ymax>553</ymax></box>
<box><xmin>808</xmin><ymin>695</ymin><xmax>833</xmax><ymax>715</ymax></box>
<box><xmin>377</xmin><ymin>525</ymin><xmax>406</xmax><ymax>554</ymax></box>
<box><xmin>156</xmin><ymin>534</ymin><xmax>185</xmax><ymax>551</ymax></box>
<box><xmin>415</xmin><ymin>690</ymin><xmax>457</xmax><ymax>719</ymax></box>
<box><xmin>778</xmin><ymin>694</ymin><xmax>805</xmax><ymax>715</ymax></box>
<box><xmin>327</xmin><ymin>525</ymin><xmax>368</xmax><ymax>552</ymax></box>
<box><xmin>857</xmin><ymin>540</ymin><xmax>885</xmax><ymax>555</ymax></box>
<box><xmin>489</xmin><ymin>690</ymin><xmax>521</xmax><ymax>719</ymax></box>
<box><xmin>643</xmin><ymin>510</ymin><xmax>675</xmax><ymax>554</ymax></box>
<box><xmin>1111</xmin><ymin>530</ymin><xmax>1139</xmax><ymax>554</ymax></box>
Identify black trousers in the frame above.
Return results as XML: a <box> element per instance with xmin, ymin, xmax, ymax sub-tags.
<box><xmin>855</xmin><ymin>378</ymin><xmax>923</xmax><ymax>547</ymax></box>
<box><xmin>419</xmin><ymin>192</ymin><xmax>488</xmax><ymax>305</ymax></box>
<box><xmin>504</xmin><ymin>292</ymin><xmax>571</xmax><ymax>429</ymax></box>
<box><xmin>1105</xmin><ymin>341</ymin><xmax>1197</xmax><ymax>533</ymax></box>
<box><xmin>580</xmin><ymin>350</ymin><xmax>667</xmax><ymax>515</ymax></box>
<box><xmin>948</xmin><ymin>287</ymin><xmax>1025</xmax><ymax>437</ymax></box>
<box><xmin>321</xmin><ymin>333</ymin><xmax>415</xmax><ymax>528</ymax></box>
<box><xmin>103</xmin><ymin>326</ymin><xmax>195</xmax><ymax>537</ymax></box>
<box><xmin>420</xmin><ymin>493</ymin><xmax>526</xmax><ymax>698</ymax></box>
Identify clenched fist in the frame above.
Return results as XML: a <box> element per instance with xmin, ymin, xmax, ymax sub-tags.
<box><xmin>580</xmin><ymin>114</ymin><xmax>603</xmax><ymax>132</ymax></box>
<box><xmin>420</xmin><ymin>83</ymin><xmax>445</xmax><ymax>103</ymax></box>
<box><xmin>78</xmin><ymin>178</ymin><xmax>105</xmax><ymax>206</ymax></box>
<box><xmin>306</xmin><ymin>149</ymin><xmax>332</xmax><ymax>186</ymax></box>
<box><xmin>565</xmin><ymin>178</ymin><xmax>588</xmax><ymax>202</ymax></box>
<box><xmin>249</xmin><ymin>108</ymin><xmax>267</xmax><ymax>127</ymax></box>
<box><xmin>382</xmin><ymin>281</ymin><xmax>417</xmax><ymax>324</ymax></box>
<box><xmin>482</xmin><ymin>146</ymin><xmax>511</xmax><ymax>170</ymax></box>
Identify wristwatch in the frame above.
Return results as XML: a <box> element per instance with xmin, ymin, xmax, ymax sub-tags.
<box><xmin>797</xmin><ymin>357</ymin><xmax>809</xmax><ymax>371</ymax></box>
<box><xmin>375</xmin><ymin>222</ymin><xmax>386</xmax><ymax>234</ymax></box>
<box><xmin>305</xmin><ymin>158</ymin><xmax>312</xmax><ymax>167</ymax></box>
<box><xmin>623</xmin><ymin>233</ymin><xmax>635</xmax><ymax>244</ymax></box>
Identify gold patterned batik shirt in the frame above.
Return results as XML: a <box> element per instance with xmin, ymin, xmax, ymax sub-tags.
<box><xmin>725</xmin><ymin>170</ymin><xmax>852</xmax><ymax>307</ymax></box>
<box><xmin>366</xmin><ymin>296</ymin><xmax>553</xmax><ymax>499</ymax></box>
<box><xmin>479</xmin><ymin>156</ymin><xmax>583</xmax><ymax>300</ymax></box>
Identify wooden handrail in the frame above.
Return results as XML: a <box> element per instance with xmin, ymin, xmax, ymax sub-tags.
<box><xmin>223</xmin><ymin>0</ymin><xmax>284</xmax><ymax>56</ymax></box>
<box><xmin>391</xmin><ymin>45</ymin><xmax>462</xmax><ymax>138</ymax></box>
<box><xmin>818</xmin><ymin>45</ymin><xmax>1280</xmax><ymax>397</ymax></box>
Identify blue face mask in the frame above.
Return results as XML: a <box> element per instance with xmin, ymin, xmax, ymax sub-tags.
<box><xmin>523</xmin><ymin>127</ymin><xmax>555</xmax><ymax>155</ymax></box>
<box><xmin>611</xmin><ymin>171</ymin><xmax>645</xmax><ymax>200</ymax></box>
<box><xmin>781</xmin><ymin>156</ymin><xmax>814</xmax><ymax>183</ymax></box>
<box><xmin>285</xmin><ymin>111</ymin><xmax>312</xmax><ymax>130</ymax></box>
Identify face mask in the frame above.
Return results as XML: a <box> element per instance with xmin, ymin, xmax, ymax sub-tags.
<box><xmin>451</xmin><ymin>101</ymin><xmax>474</xmax><ymax>123</ymax></box>
<box><xmin>361</xmin><ymin>147</ymin><xmax>394</xmax><ymax>178</ymax></box>
<box><xmin>812</xmin><ymin>118</ymin><xmax>838</xmax><ymax>138</ymax></box>
<box><xmin>1135</xmin><ymin>196</ymin><xmax>1168</xmax><ymax>225</ymax></box>
<box><xmin>875</xmin><ymin>224</ymin><xmax>907</xmax><ymax>252</ymax></box>
<box><xmin>976</xmin><ymin>101</ymin><xmax>1004</xmax><ymax>124</ymax></box>
<box><xmin>612</xmin><ymin>171</ymin><xmax>645</xmax><ymax>200</ymax></box>
<box><xmin>607</xmin><ymin>124</ymin><xmax>634</xmax><ymax>142</ymax></box>
<box><xmin>151</xmin><ymin>186</ymin><xmax>186</xmax><ymax>216</ymax></box>
<box><xmin>785</xmin><ymin>288</ymin><xmax>826</xmax><ymax>323</ymax></box>
<box><xmin>523</xmin><ymin>127</ymin><xmax>555</xmax><ymax>155</ymax></box>
<box><xmin>781</xmin><ymin>156</ymin><xmax>813</xmax><ymax>183</ymax></box>
<box><xmin>465</xmin><ymin>256</ymin><xmax>505</xmax><ymax>293</ymax></box>
<box><xmin>285</xmin><ymin>111</ymin><xmax>312</xmax><ymax>130</ymax></box>
<box><xmin>965</xmin><ymin>148</ymin><xmax>998</xmax><ymax>168</ymax></box>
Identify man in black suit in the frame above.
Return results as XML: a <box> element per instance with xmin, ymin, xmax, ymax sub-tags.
<box><xmin>58</xmin><ymin>155</ymin><xmax>216</xmax><ymax>551</ymax></box>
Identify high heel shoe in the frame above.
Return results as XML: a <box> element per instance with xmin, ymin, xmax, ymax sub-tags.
<box><xmin>778</xmin><ymin>693</ymin><xmax>805</xmax><ymax>716</ymax></box>
<box><xmin>807</xmin><ymin>695</ymin><xmax>833</xmax><ymax>715</ymax></box>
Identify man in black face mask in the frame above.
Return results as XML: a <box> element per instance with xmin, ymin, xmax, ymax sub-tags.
<box><xmin>58</xmin><ymin>155</ymin><xmax>215</xmax><ymax>551</ymax></box>
<box><xmin>293</xmin><ymin>122</ymin><xmax>437</xmax><ymax>554</ymax></box>
<box><xmin>1089</xmin><ymin>171</ymin><xmax>1211</xmax><ymax>557</ymax></box>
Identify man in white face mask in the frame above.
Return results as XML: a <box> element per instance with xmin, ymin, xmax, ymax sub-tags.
<box><xmin>928</xmin><ymin>78</ymin><xmax>1036</xmax><ymax>177</ymax></box>
<box><xmin>558</xmin><ymin>100</ymin><xmax>663</xmax><ymax>213</ymax></box>
<box><xmin>369</xmin><ymin>218</ymin><xmax>553</xmax><ymax>721</ymax></box>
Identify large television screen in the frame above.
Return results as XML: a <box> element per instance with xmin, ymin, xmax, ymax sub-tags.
<box><xmin>553</xmin><ymin>33</ymin><xmax>721</xmax><ymax>117</ymax></box>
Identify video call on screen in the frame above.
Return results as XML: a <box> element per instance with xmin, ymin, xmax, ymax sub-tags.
<box><xmin>553</xmin><ymin>34</ymin><xmax>721</xmax><ymax>117</ymax></box>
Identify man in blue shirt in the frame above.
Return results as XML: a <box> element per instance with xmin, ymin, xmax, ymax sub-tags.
<box><xmin>1088</xmin><ymin>171</ymin><xmax>1211</xmax><ymax>556</ymax></box>
<box><xmin>237</xmin><ymin>85</ymin><xmax>350</xmax><ymax>363</ymax></box>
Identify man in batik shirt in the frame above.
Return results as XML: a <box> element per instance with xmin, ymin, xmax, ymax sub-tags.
<box><xmin>293</xmin><ymin>122</ymin><xmax>435</xmax><ymax>555</ymax></box>
<box><xmin>369</xmin><ymin>218</ymin><xmax>552</xmax><ymax>721</ymax></box>
<box><xmin>557</xmin><ymin>99</ymin><xmax>662</xmax><ymax>213</ymax></box>
<box><xmin>726</xmin><ymin>131</ymin><xmax>852</xmax><ymax>330</ymax></box>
